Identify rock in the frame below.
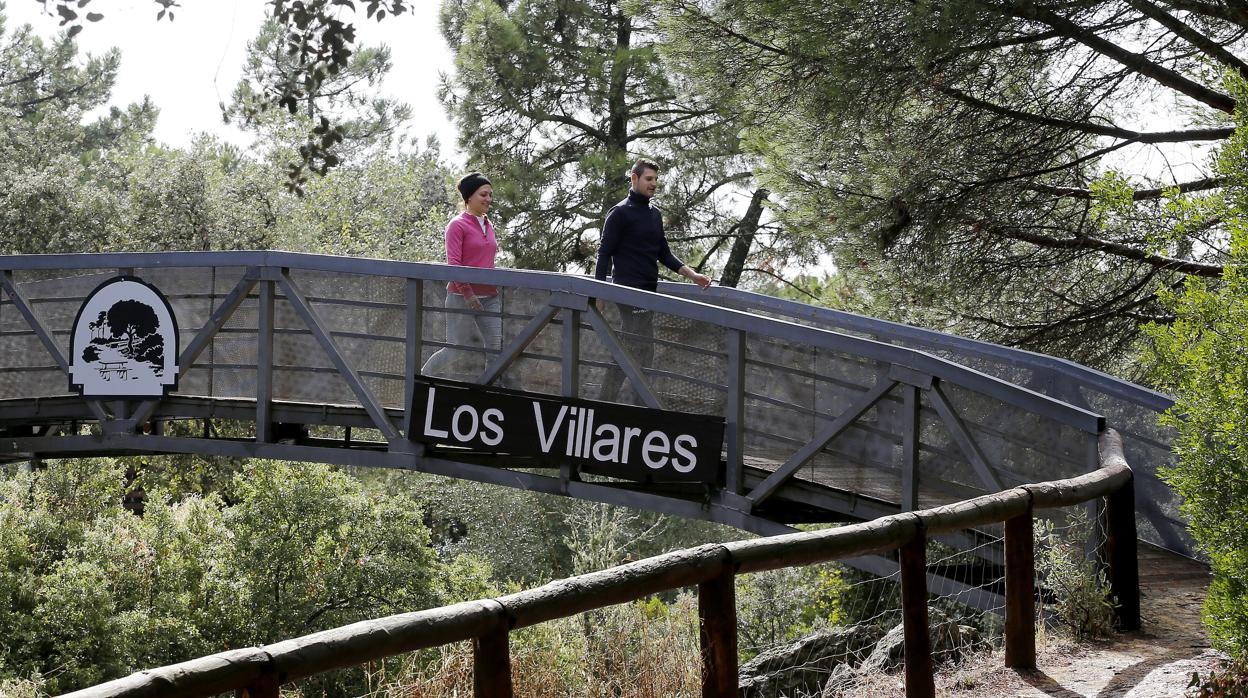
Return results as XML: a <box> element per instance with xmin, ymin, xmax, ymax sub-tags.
<box><xmin>739</xmin><ymin>624</ymin><xmax>885</xmax><ymax>698</ymax></box>
<box><xmin>858</xmin><ymin>608</ymin><xmax>981</xmax><ymax>675</ymax></box>
<box><xmin>819</xmin><ymin>662</ymin><xmax>859</xmax><ymax>698</ymax></box>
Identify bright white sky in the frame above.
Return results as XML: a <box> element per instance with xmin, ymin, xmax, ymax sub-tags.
<box><xmin>1</xmin><ymin>0</ymin><xmax>462</xmax><ymax>161</ymax></box>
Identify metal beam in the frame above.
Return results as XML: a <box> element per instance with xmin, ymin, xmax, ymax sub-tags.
<box><xmin>478</xmin><ymin>303</ymin><xmax>558</xmax><ymax>386</ymax></box>
<box><xmin>560</xmin><ymin>307</ymin><xmax>581</xmax><ymax>484</ymax></box>
<box><xmin>930</xmin><ymin>382</ymin><xmax>1005</xmax><ymax>493</ymax></box>
<box><xmin>901</xmin><ymin>384</ymin><xmax>921</xmax><ymax>510</ymax></box>
<box><xmin>0</xmin><ymin>271</ymin><xmax>109</xmax><ymax>423</ymax></box>
<box><xmin>277</xmin><ymin>271</ymin><xmax>400</xmax><ymax>442</ymax></box>
<box><xmin>584</xmin><ymin>302</ymin><xmax>661</xmax><ymax>409</ymax></box>
<box><xmin>403</xmin><ymin>279</ymin><xmax>423</xmax><ymax>437</ymax></box>
<box><xmin>747</xmin><ymin>378</ymin><xmax>898</xmax><ymax>507</ymax></box>
<box><xmin>724</xmin><ymin>329</ymin><xmax>746</xmax><ymax>496</ymax></box>
<box><xmin>255</xmin><ymin>281</ymin><xmax>275</xmax><ymax>443</ymax></box>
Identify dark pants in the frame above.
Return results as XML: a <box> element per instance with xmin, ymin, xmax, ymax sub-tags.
<box><xmin>597</xmin><ymin>303</ymin><xmax>654</xmax><ymax>404</ymax></box>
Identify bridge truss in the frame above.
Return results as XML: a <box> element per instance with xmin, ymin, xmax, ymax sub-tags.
<box><xmin>0</xmin><ymin>251</ymin><xmax>1180</xmax><ymax>608</ymax></box>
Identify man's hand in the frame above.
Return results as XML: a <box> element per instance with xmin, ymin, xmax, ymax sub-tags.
<box><xmin>466</xmin><ymin>295</ymin><xmax>484</xmax><ymax>311</ymax></box>
<box><xmin>678</xmin><ymin>265</ymin><xmax>712</xmax><ymax>290</ymax></box>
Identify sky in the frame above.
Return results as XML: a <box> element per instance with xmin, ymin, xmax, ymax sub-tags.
<box><xmin>1</xmin><ymin>0</ymin><xmax>462</xmax><ymax>160</ymax></box>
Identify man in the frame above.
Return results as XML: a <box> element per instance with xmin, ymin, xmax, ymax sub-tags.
<box><xmin>594</xmin><ymin>158</ymin><xmax>711</xmax><ymax>403</ymax></box>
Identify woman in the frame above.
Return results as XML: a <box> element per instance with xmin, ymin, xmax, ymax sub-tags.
<box><xmin>421</xmin><ymin>172</ymin><xmax>503</xmax><ymax>379</ymax></box>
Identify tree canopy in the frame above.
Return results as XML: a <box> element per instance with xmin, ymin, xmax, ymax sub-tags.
<box><xmin>439</xmin><ymin>0</ymin><xmax>761</xmax><ymax>274</ymax></box>
<box><xmin>657</xmin><ymin>0</ymin><xmax>1245</xmax><ymax>369</ymax></box>
<box><xmin>1147</xmin><ymin>73</ymin><xmax>1248</xmax><ymax>656</ymax></box>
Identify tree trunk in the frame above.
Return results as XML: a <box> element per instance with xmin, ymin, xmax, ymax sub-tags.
<box><xmin>719</xmin><ymin>188</ymin><xmax>769</xmax><ymax>288</ymax></box>
<box><xmin>603</xmin><ymin>12</ymin><xmax>632</xmax><ymax>211</ymax></box>
<box><xmin>593</xmin><ymin>12</ymin><xmax>633</xmax><ymax>276</ymax></box>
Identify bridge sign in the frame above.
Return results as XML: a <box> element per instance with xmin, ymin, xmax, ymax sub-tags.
<box><xmin>411</xmin><ymin>376</ymin><xmax>725</xmax><ymax>484</ymax></box>
<box><xmin>69</xmin><ymin>276</ymin><xmax>180</xmax><ymax>397</ymax></box>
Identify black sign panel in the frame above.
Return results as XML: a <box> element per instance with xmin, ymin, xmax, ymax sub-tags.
<box><xmin>410</xmin><ymin>377</ymin><xmax>725</xmax><ymax>484</ymax></box>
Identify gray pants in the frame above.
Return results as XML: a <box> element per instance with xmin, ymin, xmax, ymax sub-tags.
<box><xmin>422</xmin><ymin>293</ymin><xmax>502</xmax><ymax>380</ymax></box>
<box><xmin>597</xmin><ymin>303</ymin><xmax>654</xmax><ymax>404</ymax></box>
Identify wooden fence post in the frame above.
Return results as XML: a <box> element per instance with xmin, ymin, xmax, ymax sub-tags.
<box><xmin>473</xmin><ymin>618</ymin><xmax>513</xmax><ymax>698</ymax></box>
<box><xmin>1004</xmin><ymin>505</ymin><xmax>1036</xmax><ymax>669</ymax></box>
<box><xmin>899</xmin><ymin>530</ymin><xmax>935</xmax><ymax>698</ymax></box>
<box><xmin>699</xmin><ymin>562</ymin><xmax>739</xmax><ymax>698</ymax></box>
<box><xmin>1106</xmin><ymin>477</ymin><xmax>1140</xmax><ymax>631</ymax></box>
<box><xmin>235</xmin><ymin>669</ymin><xmax>279</xmax><ymax>698</ymax></box>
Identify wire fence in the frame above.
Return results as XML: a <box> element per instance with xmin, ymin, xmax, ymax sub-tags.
<box><xmin>235</xmin><ymin>500</ymin><xmax>1113</xmax><ymax>698</ymax></box>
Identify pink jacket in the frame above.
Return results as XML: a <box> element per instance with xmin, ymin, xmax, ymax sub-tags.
<box><xmin>445</xmin><ymin>212</ymin><xmax>498</xmax><ymax>297</ymax></box>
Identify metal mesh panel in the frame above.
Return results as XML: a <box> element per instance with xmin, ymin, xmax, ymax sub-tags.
<box><xmin>421</xmin><ymin>279</ymin><xmax>485</xmax><ymax>384</ymax></box>
<box><xmin>212</xmin><ymin>367</ymin><xmax>258</xmax><ymax>400</ymax></box>
<box><xmin>205</xmin><ymin>296</ymin><xmax>261</xmax><ymax>400</ymax></box>
<box><xmin>133</xmin><ymin>266</ymin><xmax>218</xmax><ymax>298</ymax></box>
<box><xmin>1</xmin><ymin>270</ymin><xmax>116</xmax><ymax>398</ymax></box>
<box><xmin>499</xmin><ymin>286</ymin><xmax>561</xmax><ymax>395</ymax></box>
<box><xmin>1083</xmin><ymin>390</ymin><xmax>1186</xmax><ymax>551</ymax></box>
<box><xmin>915</xmin><ymin>402</ymin><xmax>980</xmax><ymax>507</ymax></box>
<box><xmin>813</xmin><ymin>351</ymin><xmax>898</xmax><ymax>495</ymax></box>
<box><xmin>650</xmin><ymin>312</ymin><xmax>726</xmax><ymax>415</ymax></box>
<box><xmin>579</xmin><ymin>301</ymin><xmax>627</xmax><ymax>403</ymax></box>
<box><xmin>744</xmin><ymin>335</ymin><xmax>817</xmax><ymax>458</ymax></box>
<box><xmin>232</xmin><ymin>270</ymin><xmax>408</xmax><ymax>410</ymax></box>
<box><xmin>939</xmin><ymin>382</ymin><xmax>1089</xmax><ymax>484</ymax></box>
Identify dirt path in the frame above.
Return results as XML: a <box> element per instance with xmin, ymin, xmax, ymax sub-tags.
<box><xmin>846</xmin><ymin>545</ymin><xmax>1222</xmax><ymax>697</ymax></box>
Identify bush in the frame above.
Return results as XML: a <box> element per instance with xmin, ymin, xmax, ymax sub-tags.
<box><xmin>0</xmin><ymin>458</ymin><xmax>480</xmax><ymax>695</ymax></box>
<box><xmin>735</xmin><ymin>563</ymin><xmax>848</xmax><ymax>658</ymax></box>
<box><xmin>1034</xmin><ymin>513</ymin><xmax>1116</xmax><ymax>640</ymax></box>
<box><xmin>384</xmin><ymin>595</ymin><xmax>702</xmax><ymax>697</ymax></box>
<box><xmin>1147</xmin><ymin>74</ymin><xmax>1248</xmax><ymax>657</ymax></box>
<box><xmin>1189</xmin><ymin>659</ymin><xmax>1248</xmax><ymax>697</ymax></box>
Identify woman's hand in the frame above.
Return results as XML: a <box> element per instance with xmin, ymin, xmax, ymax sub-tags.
<box><xmin>466</xmin><ymin>295</ymin><xmax>484</xmax><ymax>311</ymax></box>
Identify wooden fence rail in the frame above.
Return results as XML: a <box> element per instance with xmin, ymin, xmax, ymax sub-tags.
<box><xmin>61</xmin><ymin>430</ymin><xmax>1138</xmax><ymax>698</ymax></box>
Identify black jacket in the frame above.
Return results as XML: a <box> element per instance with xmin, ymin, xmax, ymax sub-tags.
<box><xmin>594</xmin><ymin>190</ymin><xmax>684</xmax><ymax>291</ymax></box>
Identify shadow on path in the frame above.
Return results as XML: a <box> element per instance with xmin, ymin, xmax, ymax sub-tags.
<box><xmin>1019</xmin><ymin>647</ymin><xmax>1198</xmax><ymax>697</ymax></box>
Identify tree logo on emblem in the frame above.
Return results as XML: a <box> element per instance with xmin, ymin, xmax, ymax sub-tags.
<box><xmin>69</xmin><ymin>276</ymin><xmax>180</xmax><ymax>397</ymax></box>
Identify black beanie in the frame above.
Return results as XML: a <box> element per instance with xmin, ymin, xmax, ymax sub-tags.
<box><xmin>457</xmin><ymin>172</ymin><xmax>491</xmax><ymax>202</ymax></box>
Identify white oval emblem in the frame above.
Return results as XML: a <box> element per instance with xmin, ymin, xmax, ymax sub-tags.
<box><xmin>69</xmin><ymin>276</ymin><xmax>179</xmax><ymax>397</ymax></box>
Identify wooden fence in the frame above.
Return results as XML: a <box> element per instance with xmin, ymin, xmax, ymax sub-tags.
<box><xmin>61</xmin><ymin>430</ymin><xmax>1139</xmax><ymax>698</ymax></box>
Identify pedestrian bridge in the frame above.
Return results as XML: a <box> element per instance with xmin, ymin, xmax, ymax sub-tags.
<box><xmin>0</xmin><ymin>252</ymin><xmax>1182</xmax><ymax>578</ymax></box>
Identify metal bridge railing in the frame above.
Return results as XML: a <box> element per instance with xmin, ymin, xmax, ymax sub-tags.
<box><xmin>0</xmin><ymin>252</ymin><xmax>1104</xmax><ymax>535</ymax></box>
<box><xmin>664</xmin><ymin>281</ymin><xmax>1185</xmax><ymax>557</ymax></box>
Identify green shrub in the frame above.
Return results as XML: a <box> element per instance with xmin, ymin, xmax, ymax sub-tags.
<box><xmin>384</xmin><ymin>595</ymin><xmax>702</xmax><ymax>697</ymax></box>
<box><xmin>1189</xmin><ymin>659</ymin><xmax>1248</xmax><ymax>697</ymax></box>
<box><xmin>0</xmin><ymin>458</ymin><xmax>479</xmax><ymax>695</ymax></box>
<box><xmin>1147</xmin><ymin>74</ymin><xmax>1248</xmax><ymax>658</ymax></box>
<box><xmin>1034</xmin><ymin>513</ymin><xmax>1116</xmax><ymax>640</ymax></box>
<box><xmin>735</xmin><ymin>563</ymin><xmax>848</xmax><ymax>657</ymax></box>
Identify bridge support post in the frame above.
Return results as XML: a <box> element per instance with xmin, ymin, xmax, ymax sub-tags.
<box><xmin>403</xmin><ymin>278</ymin><xmax>423</xmax><ymax>438</ymax></box>
<box><xmin>698</xmin><ymin>562</ymin><xmax>738</xmax><ymax>698</ymax></box>
<box><xmin>561</xmin><ymin>307</ymin><xmax>582</xmax><ymax>485</ymax></box>
<box><xmin>899</xmin><ymin>530</ymin><xmax>935</xmax><ymax>698</ymax></box>
<box><xmin>472</xmin><ymin>620</ymin><xmax>513</xmax><ymax>698</ymax></box>
<box><xmin>255</xmin><ymin>279</ymin><xmax>275</xmax><ymax>443</ymax></box>
<box><xmin>724</xmin><ymin>329</ymin><xmax>746</xmax><ymax>495</ymax></box>
<box><xmin>900</xmin><ymin>383</ymin><xmax>921</xmax><ymax>510</ymax></box>
<box><xmin>1004</xmin><ymin>505</ymin><xmax>1036</xmax><ymax>669</ymax></box>
<box><xmin>1106</xmin><ymin>476</ymin><xmax>1140</xmax><ymax>631</ymax></box>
